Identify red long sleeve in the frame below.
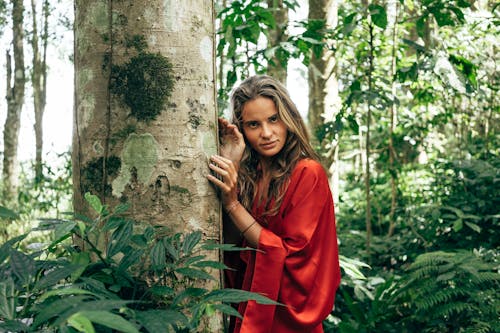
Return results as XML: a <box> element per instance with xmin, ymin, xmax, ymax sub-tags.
<box><xmin>233</xmin><ymin>159</ymin><xmax>341</xmax><ymax>333</ymax></box>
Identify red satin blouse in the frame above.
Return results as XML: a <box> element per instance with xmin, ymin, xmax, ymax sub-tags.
<box><xmin>225</xmin><ymin>158</ymin><xmax>341</xmax><ymax>333</ymax></box>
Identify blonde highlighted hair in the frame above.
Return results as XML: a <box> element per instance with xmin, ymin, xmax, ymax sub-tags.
<box><xmin>230</xmin><ymin>75</ymin><xmax>319</xmax><ymax>217</ymax></box>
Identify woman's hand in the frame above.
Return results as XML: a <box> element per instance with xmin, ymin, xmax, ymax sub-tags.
<box><xmin>207</xmin><ymin>155</ymin><xmax>239</xmax><ymax>207</ymax></box>
<box><xmin>218</xmin><ymin>118</ymin><xmax>245</xmax><ymax>168</ymax></box>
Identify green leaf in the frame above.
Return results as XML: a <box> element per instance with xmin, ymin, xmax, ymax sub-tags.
<box><xmin>35</xmin><ymin>264</ymin><xmax>82</xmax><ymax>290</ymax></box>
<box><xmin>118</xmin><ymin>248</ymin><xmax>144</xmax><ymax>271</ymax></box>
<box><xmin>39</xmin><ymin>287</ymin><xmax>98</xmax><ymax>302</ymax></box>
<box><xmin>135</xmin><ymin>309</ymin><xmax>187</xmax><ymax>332</ymax></box>
<box><xmin>182</xmin><ymin>231</ymin><xmax>202</xmax><ymax>255</ymax></box>
<box><xmin>453</xmin><ymin>219</ymin><xmax>463</xmax><ymax>232</ymax></box>
<box><xmin>193</xmin><ymin>260</ymin><xmax>230</xmax><ymax>270</ymax></box>
<box><xmin>107</xmin><ymin>220</ymin><xmax>133</xmax><ymax>257</ymax></box>
<box><xmin>175</xmin><ymin>267</ymin><xmax>215</xmax><ymax>280</ymax></box>
<box><xmin>163</xmin><ymin>238</ymin><xmax>179</xmax><ymax>260</ymax></box>
<box><xmin>0</xmin><ymin>279</ymin><xmax>16</xmax><ymax>320</ymax></box>
<box><xmin>416</xmin><ymin>16</ymin><xmax>426</xmax><ymax>38</ymax></box>
<box><xmin>369</xmin><ymin>4</ymin><xmax>387</xmax><ymax>29</ymax></box>
<box><xmin>85</xmin><ymin>192</ymin><xmax>103</xmax><ymax>214</ymax></box>
<box><xmin>149</xmin><ymin>286</ymin><xmax>175</xmax><ymax>296</ymax></box>
<box><xmin>0</xmin><ymin>234</ymin><xmax>27</xmax><ymax>264</ymax></box>
<box><xmin>113</xmin><ymin>202</ymin><xmax>130</xmax><ymax>215</ymax></box>
<box><xmin>172</xmin><ymin>287</ymin><xmax>207</xmax><ymax>306</ymax></box>
<box><xmin>10</xmin><ymin>250</ymin><xmax>36</xmax><ymax>284</ymax></box>
<box><xmin>201</xmin><ymin>242</ymin><xmax>254</xmax><ymax>252</ymax></box>
<box><xmin>0</xmin><ymin>206</ymin><xmax>19</xmax><ymax>219</ymax></box>
<box><xmin>54</xmin><ymin>220</ymin><xmax>77</xmax><ymax>241</ymax></box>
<box><xmin>150</xmin><ymin>241</ymin><xmax>166</xmax><ymax>269</ymax></box>
<box><xmin>67</xmin><ymin>312</ymin><xmax>96</xmax><ymax>333</ymax></box>
<box><xmin>211</xmin><ymin>303</ymin><xmax>242</xmax><ymax>318</ymax></box>
<box><xmin>78</xmin><ymin>311</ymin><xmax>139</xmax><ymax>333</ymax></box>
<box><xmin>464</xmin><ymin>221</ymin><xmax>481</xmax><ymax>233</ymax></box>
<box><xmin>0</xmin><ymin>320</ymin><xmax>29</xmax><ymax>332</ymax></box>
<box><xmin>203</xmin><ymin>288</ymin><xmax>281</xmax><ymax>305</ymax></box>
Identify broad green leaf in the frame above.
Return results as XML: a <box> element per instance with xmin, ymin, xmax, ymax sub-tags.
<box><xmin>107</xmin><ymin>220</ymin><xmax>133</xmax><ymax>257</ymax></box>
<box><xmin>0</xmin><ymin>206</ymin><xmax>19</xmax><ymax>219</ymax></box>
<box><xmin>172</xmin><ymin>288</ymin><xmax>207</xmax><ymax>306</ymax></box>
<box><xmin>464</xmin><ymin>221</ymin><xmax>481</xmax><ymax>233</ymax></box>
<box><xmin>182</xmin><ymin>231</ymin><xmax>202</xmax><ymax>254</ymax></box>
<box><xmin>201</xmin><ymin>242</ymin><xmax>254</xmax><ymax>252</ymax></box>
<box><xmin>39</xmin><ymin>287</ymin><xmax>98</xmax><ymax>302</ymax></box>
<box><xmin>193</xmin><ymin>260</ymin><xmax>230</xmax><ymax>270</ymax></box>
<box><xmin>54</xmin><ymin>220</ymin><xmax>77</xmax><ymax>241</ymax></box>
<box><xmin>78</xmin><ymin>311</ymin><xmax>139</xmax><ymax>333</ymax></box>
<box><xmin>113</xmin><ymin>202</ymin><xmax>130</xmax><ymax>215</ymax></box>
<box><xmin>118</xmin><ymin>248</ymin><xmax>144</xmax><ymax>271</ymax></box>
<box><xmin>0</xmin><ymin>279</ymin><xmax>15</xmax><ymax>320</ymax></box>
<box><xmin>67</xmin><ymin>312</ymin><xmax>95</xmax><ymax>333</ymax></box>
<box><xmin>135</xmin><ymin>309</ymin><xmax>187</xmax><ymax>332</ymax></box>
<box><xmin>212</xmin><ymin>303</ymin><xmax>242</xmax><ymax>318</ymax></box>
<box><xmin>369</xmin><ymin>4</ymin><xmax>387</xmax><ymax>29</ymax></box>
<box><xmin>150</xmin><ymin>241</ymin><xmax>166</xmax><ymax>269</ymax></box>
<box><xmin>453</xmin><ymin>219</ymin><xmax>463</xmax><ymax>232</ymax></box>
<box><xmin>175</xmin><ymin>267</ymin><xmax>215</xmax><ymax>280</ymax></box>
<box><xmin>149</xmin><ymin>285</ymin><xmax>174</xmax><ymax>296</ymax></box>
<box><xmin>10</xmin><ymin>250</ymin><xmax>36</xmax><ymax>284</ymax></box>
<box><xmin>163</xmin><ymin>238</ymin><xmax>179</xmax><ymax>260</ymax></box>
<box><xmin>0</xmin><ymin>234</ymin><xmax>27</xmax><ymax>264</ymax></box>
<box><xmin>35</xmin><ymin>264</ymin><xmax>82</xmax><ymax>290</ymax></box>
<box><xmin>85</xmin><ymin>193</ymin><xmax>103</xmax><ymax>214</ymax></box>
<box><xmin>203</xmin><ymin>288</ymin><xmax>281</xmax><ymax>305</ymax></box>
<box><xmin>0</xmin><ymin>320</ymin><xmax>29</xmax><ymax>332</ymax></box>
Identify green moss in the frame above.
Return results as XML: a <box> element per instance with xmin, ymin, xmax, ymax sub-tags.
<box><xmin>81</xmin><ymin>156</ymin><xmax>121</xmax><ymax>196</ymax></box>
<box><xmin>125</xmin><ymin>34</ymin><xmax>148</xmax><ymax>53</ymax></box>
<box><xmin>110</xmin><ymin>52</ymin><xmax>174</xmax><ymax>122</ymax></box>
<box><xmin>170</xmin><ymin>185</ymin><xmax>190</xmax><ymax>194</ymax></box>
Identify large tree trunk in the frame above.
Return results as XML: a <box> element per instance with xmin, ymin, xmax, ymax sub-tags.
<box><xmin>31</xmin><ymin>0</ymin><xmax>50</xmax><ymax>184</ymax></box>
<box><xmin>3</xmin><ymin>0</ymin><xmax>25</xmax><ymax>204</ymax></box>
<box><xmin>74</xmin><ymin>1</ymin><xmax>221</xmax><ymax>329</ymax></box>
<box><xmin>267</xmin><ymin>0</ymin><xmax>288</xmax><ymax>83</ymax></box>
<box><xmin>307</xmin><ymin>0</ymin><xmax>339</xmax><ymax>201</ymax></box>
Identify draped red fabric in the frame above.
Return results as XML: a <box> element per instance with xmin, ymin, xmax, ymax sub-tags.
<box><xmin>225</xmin><ymin>159</ymin><xmax>341</xmax><ymax>333</ymax></box>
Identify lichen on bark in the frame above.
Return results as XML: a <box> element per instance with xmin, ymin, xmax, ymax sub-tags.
<box><xmin>112</xmin><ymin>133</ymin><xmax>159</xmax><ymax>197</ymax></box>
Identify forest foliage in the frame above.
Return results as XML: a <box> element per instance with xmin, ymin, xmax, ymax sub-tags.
<box><xmin>1</xmin><ymin>0</ymin><xmax>499</xmax><ymax>332</ymax></box>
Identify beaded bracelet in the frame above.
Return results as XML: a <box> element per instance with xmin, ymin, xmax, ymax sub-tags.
<box><xmin>225</xmin><ymin>201</ymin><xmax>240</xmax><ymax>214</ymax></box>
<box><xmin>241</xmin><ymin>220</ymin><xmax>257</xmax><ymax>236</ymax></box>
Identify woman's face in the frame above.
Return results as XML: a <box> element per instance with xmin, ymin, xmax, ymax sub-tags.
<box><xmin>241</xmin><ymin>97</ymin><xmax>288</xmax><ymax>160</ymax></box>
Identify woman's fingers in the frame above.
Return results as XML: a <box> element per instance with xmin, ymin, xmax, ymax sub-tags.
<box><xmin>207</xmin><ymin>155</ymin><xmax>238</xmax><ymax>193</ymax></box>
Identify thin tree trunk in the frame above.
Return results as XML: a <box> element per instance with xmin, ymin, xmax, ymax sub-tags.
<box><xmin>267</xmin><ymin>0</ymin><xmax>288</xmax><ymax>83</ymax></box>
<box><xmin>31</xmin><ymin>0</ymin><xmax>49</xmax><ymax>184</ymax></box>
<box><xmin>365</xmin><ymin>22</ymin><xmax>374</xmax><ymax>258</ymax></box>
<box><xmin>3</xmin><ymin>0</ymin><xmax>25</xmax><ymax>204</ymax></box>
<box><xmin>387</xmin><ymin>1</ymin><xmax>399</xmax><ymax>237</ymax></box>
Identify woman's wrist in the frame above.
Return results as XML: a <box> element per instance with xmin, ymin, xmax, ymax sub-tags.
<box><xmin>225</xmin><ymin>200</ymin><xmax>240</xmax><ymax>214</ymax></box>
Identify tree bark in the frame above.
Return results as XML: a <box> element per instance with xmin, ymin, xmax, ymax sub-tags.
<box><xmin>31</xmin><ymin>0</ymin><xmax>49</xmax><ymax>184</ymax></box>
<box><xmin>267</xmin><ymin>0</ymin><xmax>288</xmax><ymax>83</ymax></box>
<box><xmin>3</xmin><ymin>0</ymin><xmax>25</xmax><ymax>204</ymax></box>
<box><xmin>307</xmin><ymin>0</ymin><xmax>339</xmax><ymax>200</ymax></box>
<box><xmin>74</xmin><ymin>1</ymin><xmax>221</xmax><ymax>329</ymax></box>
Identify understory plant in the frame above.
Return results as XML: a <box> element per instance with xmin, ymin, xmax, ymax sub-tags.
<box><xmin>0</xmin><ymin>194</ymin><xmax>276</xmax><ymax>332</ymax></box>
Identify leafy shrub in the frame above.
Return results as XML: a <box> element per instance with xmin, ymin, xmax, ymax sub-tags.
<box><xmin>396</xmin><ymin>250</ymin><xmax>500</xmax><ymax>333</ymax></box>
<box><xmin>0</xmin><ymin>194</ymin><xmax>277</xmax><ymax>332</ymax></box>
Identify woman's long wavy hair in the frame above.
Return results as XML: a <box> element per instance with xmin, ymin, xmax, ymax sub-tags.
<box><xmin>231</xmin><ymin>75</ymin><xmax>319</xmax><ymax>217</ymax></box>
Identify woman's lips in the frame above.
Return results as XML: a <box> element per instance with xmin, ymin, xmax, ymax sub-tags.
<box><xmin>261</xmin><ymin>141</ymin><xmax>277</xmax><ymax>149</ymax></box>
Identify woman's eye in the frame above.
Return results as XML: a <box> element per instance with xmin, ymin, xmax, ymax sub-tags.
<box><xmin>247</xmin><ymin>122</ymin><xmax>258</xmax><ymax>128</ymax></box>
<box><xmin>269</xmin><ymin>115</ymin><xmax>278</xmax><ymax>123</ymax></box>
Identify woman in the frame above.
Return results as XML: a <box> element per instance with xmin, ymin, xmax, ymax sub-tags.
<box><xmin>207</xmin><ymin>75</ymin><xmax>341</xmax><ymax>333</ymax></box>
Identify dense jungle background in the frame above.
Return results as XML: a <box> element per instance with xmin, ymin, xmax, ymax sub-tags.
<box><xmin>0</xmin><ymin>0</ymin><xmax>498</xmax><ymax>332</ymax></box>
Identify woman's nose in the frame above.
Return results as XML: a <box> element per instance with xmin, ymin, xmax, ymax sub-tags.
<box><xmin>261</xmin><ymin>123</ymin><xmax>272</xmax><ymax>138</ymax></box>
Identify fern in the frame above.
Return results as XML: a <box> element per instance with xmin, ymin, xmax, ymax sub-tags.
<box><xmin>397</xmin><ymin>250</ymin><xmax>500</xmax><ymax>332</ymax></box>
